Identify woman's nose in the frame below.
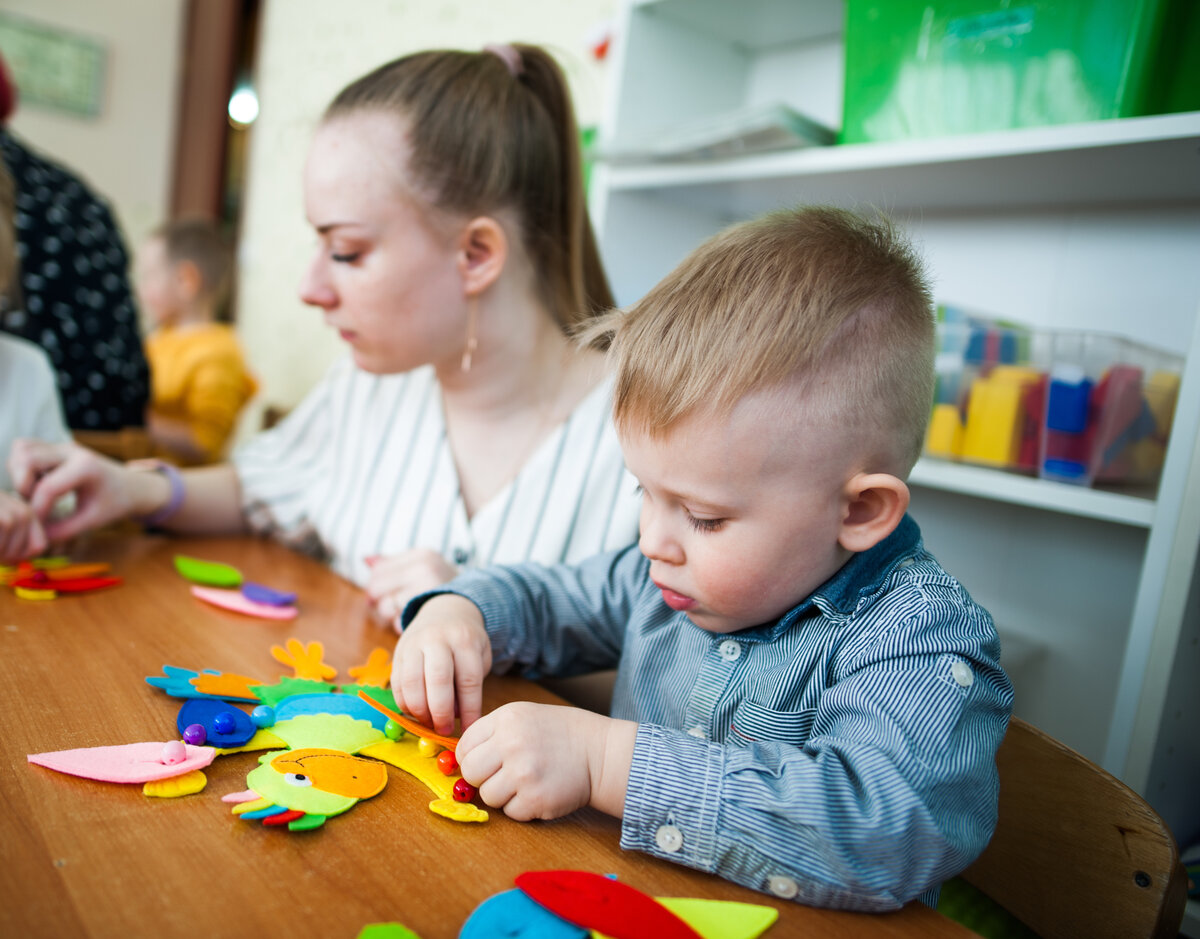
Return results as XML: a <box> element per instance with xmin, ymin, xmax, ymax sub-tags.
<box><xmin>298</xmin><ymin>256</ymin><xmax>336</xmax><ymax>309</ymax></box>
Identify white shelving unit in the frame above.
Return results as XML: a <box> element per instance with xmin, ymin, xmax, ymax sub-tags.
<box><xmin>590</xmin><ymin>0</ymin><xmax>1200</xmax><ymax>854</ymax></box>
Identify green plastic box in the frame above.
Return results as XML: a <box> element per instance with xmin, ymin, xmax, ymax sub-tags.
<box><xmin>841</xmin><ymin>0</ymin><xmax>1200</xmax><ymax>143</ymax></box>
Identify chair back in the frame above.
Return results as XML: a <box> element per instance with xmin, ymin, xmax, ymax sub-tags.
<box><xmin>961</xmin><ymin>717</ymin><xmax>1187</xmax><ymax>939</ymax></box>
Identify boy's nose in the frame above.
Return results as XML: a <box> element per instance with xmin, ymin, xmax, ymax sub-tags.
<box><xmin>638</xmin><ymin>510</ymin><xmax>684</xmax><ymax>565</ymax></box>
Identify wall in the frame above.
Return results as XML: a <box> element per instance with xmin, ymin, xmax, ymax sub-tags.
<box><xmin>1</xmin><ymin>0</ymin><xmax>185</xmax><ymax>263</ymax></box>
<box><xmin>235</xmin><ymin>0</ymin><xmax>617</xmax><ymax>426</ymax></box>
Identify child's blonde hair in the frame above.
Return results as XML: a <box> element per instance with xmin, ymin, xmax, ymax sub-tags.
<box><xmin>152</xmin><ymin>217</ymin><xmax>234</xmax><ymax>314</ymax></box>
<box><xmin>591</xmin><ymin>205</ymin><xmax>935</xmax><ymax>475</ymax></box>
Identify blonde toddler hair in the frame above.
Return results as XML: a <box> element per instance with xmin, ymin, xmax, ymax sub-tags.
<box><xmin>590</xmin><ymin>205</ymin><xmax>935</xmax><ymax>475</ymax></box>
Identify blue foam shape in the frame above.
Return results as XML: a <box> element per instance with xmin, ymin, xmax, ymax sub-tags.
<box><xmin>460</xmin><ymin>888</ymin><xmax>587</xmax><ymax>939</ymax></box>
<box><xmin>241</xmin><ymin>582</ymin><xmax>298</xmax><ymax>606</ymax></box>
<box><xmin>176</xmin><ymin>698</ymin><xmax>257</xmax><ymax>747</ymax></box>
<box><xmin>240</xmin><ymin>804</ymin><xmax>287</xmax><ymax>820</ymax></box>
<box><xmin>275</xmin><ymin>693</ymin><xmax>389</xmax><ymax>731</ymax></box>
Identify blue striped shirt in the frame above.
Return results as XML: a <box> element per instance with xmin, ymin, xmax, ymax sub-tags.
<box><xmin>416</xmin><ymin>514</ymin><xmax>1013</xmax><ymax>911</ymax></box>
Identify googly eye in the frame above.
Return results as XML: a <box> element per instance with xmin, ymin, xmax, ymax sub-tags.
<box><xmin>284</xmin><ymin>772</ymin><xmax>312</xmax><ymax>787</ymax></box>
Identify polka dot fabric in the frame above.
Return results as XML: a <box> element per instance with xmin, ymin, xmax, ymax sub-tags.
<box><xmin>0</xmin><ymin>130</ymin><xmax>150</xmax><ymax>430</ymax></box>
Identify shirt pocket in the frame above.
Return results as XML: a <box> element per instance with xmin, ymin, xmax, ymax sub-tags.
<box><xmin>729</xmin><ymin>699</ymin><xmax>816</xmax><ymax>747</ymax></box>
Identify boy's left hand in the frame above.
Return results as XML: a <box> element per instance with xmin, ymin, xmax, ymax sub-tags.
<box><xmin>0</xmin><ymin>491</ymin><xmax>48</xmax><ymax>563</ymax></box>
<box><xmin>456</xmin><ymin>702</ymin><xmax>637</xmax><ymax>821</ymax></box>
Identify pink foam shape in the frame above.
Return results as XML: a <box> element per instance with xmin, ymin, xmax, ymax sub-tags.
<box><xmin>221</xmin><ymin>789</ymin><xmax>261</xmax><ymax>803</ymax></box>
<box><xmin>191</xmin><ymin>585</ymin><xmax>298</xmax><ymax>620</ymax></box>
<box><xmin>28</xmin><ymin>741</ymin><xmax>216</xmax><ymax>783</ymax></box>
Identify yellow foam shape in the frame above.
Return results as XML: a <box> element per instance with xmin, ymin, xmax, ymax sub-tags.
<box><xmin>429</xmin><ymin>798</ymin><xmax>488</xmax><ymax>823</ymax></box>
<box><xmin>221</xmin><ymin>728</ymin><xmax>288</xmax><ymax>754</ymax></box>
<box><xmin>144</xmin><ymin>769</ymin><xmax>208</xmax><ymax>798</ymax></box>
<box><xmin>14</xmin><ymin>587</ymin><xmax>56</xmax><ymax>600</ymax></box>
<box><xmin>232</xmin><ymin>797</ymin><xmax>275</xmax><ymax>816</ymax></box>
<box><xmin>359</xmin><ymin>738</ymin><xmax>462</xmax><ymax>804</ymax></box>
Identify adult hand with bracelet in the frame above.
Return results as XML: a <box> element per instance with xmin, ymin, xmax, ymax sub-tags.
<box><xmin>7</xmin><ymin>439</ymin><xmax>244</xmax><ymax>543</ymax></box>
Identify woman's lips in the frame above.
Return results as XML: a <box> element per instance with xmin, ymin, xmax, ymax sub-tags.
<box><xmin>655</xmin><ymin>583</ymin><xmax>695</xmax><ymax>611</ymax></box>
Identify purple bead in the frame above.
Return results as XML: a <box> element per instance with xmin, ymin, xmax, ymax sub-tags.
<box><xmin>182</xmin><ymin>723</ymin><xmax>207</xmax><ymax>746</ymax></box>
<box><xmin>213</xmin><ymin>712</ymin><xmax>237</xmax><ymax>735</ymax></box>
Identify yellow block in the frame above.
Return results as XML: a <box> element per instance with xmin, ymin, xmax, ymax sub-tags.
<box><xmin>926</xmin><ymin>404</ymin><xmax>964</xmax><ymax>458</ymax></box>
<box><xmin>961</xmin><ymin>367</ymin><xmax>1042</xmax><ymax>467</ymax></box>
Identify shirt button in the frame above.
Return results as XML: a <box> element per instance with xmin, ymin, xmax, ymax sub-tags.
<box><xmin>655</xmin><ymin>825</ymin><xmax>683</xmax><ymax>853</ymax></box>
<box><xmin>767</xmin><ymin>875</ymin><xmax>799</xmax><ymax>899</ymax></box>
<box><xmin>686</xmin><ymin>726</ymin><xmax>706</xmax><ymax>739</ymax></box>
<box><xmin>951</xmin><ymin>660</ymin><xmax>975</xmax><ymax>687</ymax></box>
<box><xmin>451</xmin><ymin>547</ymin><xmax>470</xmax><ymax>565</ymax></box>
<box><xmin>718</xmin><ymin>639</ymin><xmax>742</xmax><ymax>661</ymax></box>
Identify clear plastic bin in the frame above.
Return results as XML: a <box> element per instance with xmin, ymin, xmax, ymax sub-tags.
<box><xmin>924</xmin><ymin>308</ymin><xmax>1181</xmax><ymax>488</ymax></box>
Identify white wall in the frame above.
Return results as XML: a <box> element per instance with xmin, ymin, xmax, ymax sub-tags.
<box><xmin>236</xmin><ymin>0</ymin><xmax>617</xmax><ymax>424</ymax></box>
<box><xmin>2</xmin><ymin>0</ymin><xmax>185</xmax><ymax>264</ymax></box>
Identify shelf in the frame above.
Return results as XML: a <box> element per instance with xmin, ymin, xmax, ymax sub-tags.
<box><xmin>600</xmin><ymin>112</ymin><xmax>1200</xmax><ymax>214</ymax></box>
<box><xmin>1183</xmin><ymin>898</ymin><xmax>1200</xmax><ymax>939</ymax></box>
<box><xmin>908</xmin><ymin>459</ymin><xmax>1157</xmax><ymax>527</ymax></box>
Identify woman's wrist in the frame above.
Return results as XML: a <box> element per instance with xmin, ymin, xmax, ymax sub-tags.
<box><xmin>126</xmin><ymin>459</ymin><xmax>186</xmax><ymax>527</ymax></box>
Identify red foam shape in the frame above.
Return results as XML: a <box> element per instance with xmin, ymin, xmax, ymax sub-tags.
<box><xmin>262</xmin><ymin>809</ymin><xmax>306</xmax><ymax>826</ymax></box>
<box><xmin>11</xmin><ymin>575</ymin><xmax>121</xmax><ymax>593</ymax></box>
<box><xmin>515</xmin><ymin>870</ymin><xmax>703</xmax><ymax>939</ymax></box>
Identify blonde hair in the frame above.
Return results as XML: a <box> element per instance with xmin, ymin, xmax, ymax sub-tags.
<box><xmin>589</xmin><ymin>205</ymin><xmax>935</xmax><ymax>474</ymax></box>
<box><xmin>324</xmin><ymin>44</ymin><xmax>613</xmax><ymax>331</ymax></box>
<box><xmin>152</xmin><ymin>217</ymin><xmax>234</xmax><ymax>313</ymax></box>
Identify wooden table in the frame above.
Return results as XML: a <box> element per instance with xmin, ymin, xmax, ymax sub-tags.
<box><xmin>0</xmin><ymin>533</ymin><xmax>978</xmax><ymax>939</ymax></box>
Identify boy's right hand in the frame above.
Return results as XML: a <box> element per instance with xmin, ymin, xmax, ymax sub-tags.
<box><xmin>391</xmin><ymin>593</ymin><xmax>492</xmax><ymax>736</ymax></box>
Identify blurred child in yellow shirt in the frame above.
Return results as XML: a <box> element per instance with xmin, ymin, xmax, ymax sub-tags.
<box><xmin>136</xmin><ymin>218</ymin><xmax>257</xmax><ymax>465</ymax></box>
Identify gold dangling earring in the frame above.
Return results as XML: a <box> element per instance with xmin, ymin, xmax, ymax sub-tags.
<box><xmin>461</xmin><ymin>296</ymin><xmax>479</xmax><ymax>372</ymax></box>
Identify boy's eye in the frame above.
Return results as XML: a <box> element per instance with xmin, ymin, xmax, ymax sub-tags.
<box><xmin>686</xmin><ymin>512</ymin><xmax>725</xmax><ymax>533</ymax></box>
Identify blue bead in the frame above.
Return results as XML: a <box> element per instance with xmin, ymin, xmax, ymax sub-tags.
<box><xmin>251</xmin><ymin>705</ymin><xmax>275</xmax><ymax>728</ymax></box>
<box><xmin>213</xmin><ymin>711</ymin><xmax>237</xmax><ymax>734</ymax></box>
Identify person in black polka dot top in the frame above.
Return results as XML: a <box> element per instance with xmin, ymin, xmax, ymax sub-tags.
<box><xmin>0</xmin><ymin>56</ymin><xmax>150</xmax><ymax>431</ymax></box>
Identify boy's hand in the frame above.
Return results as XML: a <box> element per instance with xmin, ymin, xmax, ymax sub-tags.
<box><xmin>0</xmin><ymin>491</ymin><xmax>48</xmax><ymax>563</ymax></box>
<box><xmin>456</xmin><ymin>704</ymin><xmax>637</xmax><ymax>821</ymax></box>
<box><xmin>392</xmin><ymin>593</ymin><xmax>491</xmax><ymax>735</ymax></box>
<box><xmin>364</xmin><ymin>548</ymin><xmax>458</xmax><ymax>630</ymax></box>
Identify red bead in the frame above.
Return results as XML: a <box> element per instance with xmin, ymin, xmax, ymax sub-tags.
<box><xmin>436</xmin><ymin>750</ymin><xmax>458</xmax><ymax>775</ymax></box>
<box><xmin>452</xmin><ymin>778</ymin><xmax>476</xmax><ymax>803</ymax></box>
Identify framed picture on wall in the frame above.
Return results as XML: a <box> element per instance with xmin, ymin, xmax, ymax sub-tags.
<box><xmin>0</xmin><ymin>13</ymin><xmax>106</xmax><ymax>119</ymax></box>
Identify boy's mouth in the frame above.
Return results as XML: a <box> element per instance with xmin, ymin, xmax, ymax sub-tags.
<box><xmin>654</xmin><ymin>582</ymin><xmax>695</xmax><ymax>611</ymax></box>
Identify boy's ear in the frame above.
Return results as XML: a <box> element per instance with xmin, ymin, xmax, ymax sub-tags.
<box><xmin>838</xmin><ymin>472</ymin><xmax>909</xmax><ymax>553</ymax></box>
<box><xmin>456</xmin><ymin>216</ymin><xmax>508</xmax><ymax>297</ymax></box>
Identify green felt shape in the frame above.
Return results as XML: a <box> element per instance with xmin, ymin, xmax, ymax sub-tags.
<box><xmin>936</xmin><ymin>877</ymin><xmax>1039</xmax><ymax>939</ymax></box>
<box><xmin>269</xmin><ymin>713</ymin><xmax>386</xmax><ymax>753</ymax></box>
<box><xmin>288</xmin><ymin>813</ymin><xmax>327</xmax><ymax>831</ymax></box>
<box><xmin>358</xmin><ymin>925</ymin><xmax>421</xmax><ymax>939</ymax></box>
<box><xmin>174</xmin><ymin>554</ymin><xmax>243</xmax><ymax>588</ymax></box>
<box><xmin>346</xmin><ymin>684</ymin><xmax>399</xmax><ymax>711</ymax></box>
<box><xmin>655</xmin><ymin>898</ymin><xmax>778</xmax><ymax>939</ymax></box>
<box><xmin>248</xmin><ymin>754</ymin><xmax>361</xmax><ymax>817</ymax></box>
<box><xmin>251</xmin><ymin>677</ymin><xmax>335</xmax><ymax>706</ymax></box>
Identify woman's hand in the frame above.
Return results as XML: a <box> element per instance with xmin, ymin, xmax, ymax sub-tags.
<box><xmin>7</xmin><ymin>439</ymin><xmax>166</xmax><ymax>542</ymax></box>
<box><xmin>365</xmin><ymin>548</ymin><xmax>459</xmax><ymax>630</ymax></box>
<box><xmin>0</xmin><ymin>491</ymin><xmax>48</xmax><ymax>563</ymax></box>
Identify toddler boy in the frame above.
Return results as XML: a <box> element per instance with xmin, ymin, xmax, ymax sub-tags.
<box><xmin>136</xmin><ymin>218</ymin><xmax>256</xmax><ymax>465</ymax></box>
<box><xmin>392</xmin><ymin>206</ymin><xmax>1013</xmax><ymax>911</ymax></box>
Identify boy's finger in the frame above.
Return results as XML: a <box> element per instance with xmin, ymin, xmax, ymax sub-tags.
<box><xmin>396</xmin><ymin>648</ymin><xmax>431</xmax><ymax>727</ymax></box>
<box><xmin>421</xmin><ymin>644</ymin><xmax>458</xmax><ymax>735</ymax></box>
<box><xmin>453</xmin><ymin>652</ymin><xmax>486</xmax><ymax>730</ymax></box>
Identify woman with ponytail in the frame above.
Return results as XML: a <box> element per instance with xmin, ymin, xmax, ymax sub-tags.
<box><xmin>9</xmin><ymin>44</ymin><xmax>641</xmax><ymax>628</ymax></box>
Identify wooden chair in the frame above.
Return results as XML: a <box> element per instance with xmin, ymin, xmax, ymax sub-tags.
<box><xmin>960</xmin><ymin>717</ymin><xmax>1188</xmax><ymax>939</ymax></box>
<box><xmin>72</xmin><ymin>427</ymin><xmax>154</xmax><ymax>461</ymax></box>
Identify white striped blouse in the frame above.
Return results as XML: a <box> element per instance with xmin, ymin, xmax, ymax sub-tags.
<box><xmin>231</xmin><ymin>357</ymin><xmax>642</xmax><ymax>586</ymax></box>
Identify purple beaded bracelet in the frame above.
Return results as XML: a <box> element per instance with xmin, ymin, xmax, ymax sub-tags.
<box><xmin>130</xmin><ymin>459</ymin><xmax>186</xmax><ymax>528</ymax></box>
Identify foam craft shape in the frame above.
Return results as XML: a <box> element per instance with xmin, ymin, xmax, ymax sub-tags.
<box><xmin>222</xmin><ymin>789</ymin><xmax>261</xmax><ymax>803</ymax></box>
<box><xmin>176</xmin><ymin>698</ymin><xmax>257</xmax><ymax>747</ymax></box>
<box><xmin>648</xmin><ymin>899</ymin><xmax>778</xmax><ymax>939</ymax></box>
<box><xmin>10</xmin><ymin>575</ymin><xmax>121</xmax><ymax>592</ymax></box>
<box><xmin>461</xmin><ymin>888</ymin><xmax>588</xmax><ymax>938</ymax></box>
<box><xmin>347</xmin><ymin>647</ymin><xmax>392</xmax><ymax>688</ymax></box>
<box><xmin>356</xmin><ymin>692</ymin><xmax>460</xmax><ymax>752</ymax></box>
<box><xmin>515</xmin><ymin>871</ymin><xmax>703</xmax><ymax>939</ymax></box>
<box><xmin>252</xmin><ymin>676</ymin><xmax>334</xmax><ymax>707</ymax></box>
<box><xmin>275</xmin><ymin>692</ymin><xmax>389</xmax><ymax>732</ymax></box>
<box><xmin>174</xmin><ymin>554</ymin><xmax>243</xmax><ymax>587</ymax></box>
<box><xmin>357</xmin><ymin>925</ymin><xmax>423</xmax><ymax>939</ymax></box>
<box><xmin>192</xmin><ymin>585</ymin><xmax>298</xmax><ymax>620</ymax></box>
<box><xmin>144</xmin><ymin>769</ymin><xmax>208</xmax><ymax>798</ymax></box>
<box><xmin>242</xmin><ymin>582</ymin><xmax>297</xmax><ymax>606</ymax></box>
<box><xmin>271</xmin><ymin>638</ymin><xmax>336</xmax><ymax>681</ymax></box>
<box><xmin>28</xmin><ymin>741</ymin><xmax>216</xmax><ymax>783</ymax></box>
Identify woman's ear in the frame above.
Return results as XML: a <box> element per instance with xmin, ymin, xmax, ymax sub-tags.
<box><xmin>838</xmin><ymin>473</ymin><xmax>910</xmax><ymax>553</ymax></box>
<box><xmin>456</xmin><ymin>216</ymin><xmax>508</xmax><ymax>297</ymax></box>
